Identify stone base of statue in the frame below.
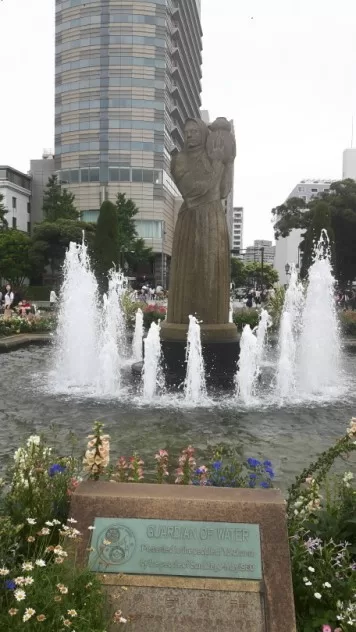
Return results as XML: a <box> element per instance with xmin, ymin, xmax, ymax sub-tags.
<box><xmin>160</xmin><ymin>322</ymin><xmax>239</xmax><ymax>389</ymax></box>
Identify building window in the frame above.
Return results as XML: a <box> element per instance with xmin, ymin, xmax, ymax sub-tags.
<box><xmin>12</xmin><ymin>197</ymin><xmax>17</xmax><ymax>210</ymax></box>
<box><xmin>135</xmin><ymin>220</ymin><xmax>163</xmax><ymax>239</ymax></box>
<box><xmin>27</xmin><ymin>202</ymin><xmax>31</xmax><ymax>214</ymax></box>
<box><xmin>27</xmin><ymin>222</ymin><xmax>31</xmax><ymax>234</ymax></box>
<box><xmin>311</xmin><ymin>188</ymin><xmax>318</xmax><ymax>192</ymax></box>
<box><xmin>12</xmin><ymin>217</ymin><xmax>17</xmax><ymax>229</ymax></box>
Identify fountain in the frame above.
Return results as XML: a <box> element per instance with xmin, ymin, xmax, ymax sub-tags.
<box><xmin>297</xmin><ymin>231</ymin><xmax>341</xmax><ymax>394</ymax></box>
<box><xmin>53</xmin><ymin>240</ymin><xmax>100</xmax><ymax>390</ymax></box>
<box><xmin>132</xmin><ymin>308</ymin><xmax>144</xmax><ymax>362</ymax></box>
<box><xmin>276</xmin><ymin>265</ymin><xmax>305</xmax><ymax>399</ymax></box>
<box><xmin>96</xmin><ymin>269</ymin><xmax>127</xmax><ymax>395</ymax></box>
<box><xmin>236</xmin><ymin>309</ymin><xmax>271</xmax><ymax>404</ymax></box>
<box><xmin>184</xmin><ymin>315</ymin><xmax>207</xmax><ymax>404</ymax></box>
<box><xmin>142</xmin><ymin>321</ymin><xmax>164</xmax><ymax>401</ymax></box>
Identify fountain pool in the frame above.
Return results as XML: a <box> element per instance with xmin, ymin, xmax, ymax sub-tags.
<box><xmin>1</xmin><ymin>343</ymin><xmax>355</xmax><ymax>488</ymax></box>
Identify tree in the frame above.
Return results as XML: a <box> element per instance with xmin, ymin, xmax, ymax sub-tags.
<box><xmin>42</xmin><ymin>175</ymin><xmax>79</xmax><ymax>222</ymax></box>
<box><xmin>300</xmin><ymin>201</ymin><xmax>334</xmax><ymax>278</ymax></box>
<box><xmin>31</xmin><ymin>219</ymin><xmax>96</xmax><ymax>279</ymax></box>
<box><xmin>93</xmin><ymin>201</ymin><xmax>120</xmax><ymax>286</ymax></box>
<box><xmin>0</xmin><ymin>230</ymin><xmax>34</xmax><ymax>286</ymax></box>
<box><xmin>231</xmin><ymin>257</ymin><xmax>247</xmax><ymax>286</ymax></box>
<box><xmin>272</xmin><ymin>179</ymin><xmax>356</xmax><ymax>284</ymax></box>
<box><xmin>115</xmin><ymin>192</ymin><xmax>152</xmax><ymax>269</ymax></box>
<box><xmin>0</xmin><ymin>192</ymin><xmax>8</xmax><ymax>230</ymax></box>
<box><xmin>243</xmin><ymin>262</ymin><xmax>279</xmax><ymax>288</ymax></box>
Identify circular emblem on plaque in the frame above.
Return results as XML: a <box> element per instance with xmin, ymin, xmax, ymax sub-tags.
<box><xmin>97</xmin><ymin>524</ymin><xmax>136</xmax><ymax>567</ymax></box>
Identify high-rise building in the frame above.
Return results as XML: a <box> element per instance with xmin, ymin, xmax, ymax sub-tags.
<box><xmin>0</xmin><ymin>166</ymin><xmax>32</xmax><ymax>233</ymax></box>
<box><xmin>232</xmin><ymin>206</ymin><xmax>243</xmax><ymax>254</ymax></box>
<box><xmin>54</xmin><ymin>0</ymin><xmax>203</xmax><ymax>285</ymax></box>
<box><xmin>274</xmin><ymin>179</ymin><xmax>332</xmax><ymax>285</ymax></box>
<box><xmin>244</xmin><ymin>239</ymin><xmax>275</xmax><ymax>265</ymax></box>
<box><xmin>343</xmin><ymin>148</ymin><xmax>356</xmax><ymax>180</ymax></box>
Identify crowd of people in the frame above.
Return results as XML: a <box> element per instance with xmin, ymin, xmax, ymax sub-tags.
<box><xmin>335</xmin><ymin>289</ymin><xmax>356</xmax><ymax>310</ymax></box>
<box><xmin>133</xmin><ymin>283</ymin><xmax>165</xmax><ymax>302</ymax></box>
<box><xmin>243</xmin><ymin>287</ymin><xmax>275</xmax><ymax>308</ymax></box>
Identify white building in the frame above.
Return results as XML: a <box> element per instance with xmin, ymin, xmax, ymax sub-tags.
<box><xmin>244</xmin><ymin>239</ymin><xmax>275</xmax><ymax>265</ymax></box>
<box><xmin>343</xmin><ymin>148</ymin><xmax>356</xmax><ymax>180</ymax></box>
<box><xmin>274</xmin><ymin>179</ymin><xmax>333</xmax><ymax>285</ymax></box>
<box><xmin>232</xmin><ymin>206</ymin><xmax>244</xmax><ymax>253</ymax></box>
<box><xmin>0</xmin><ymin>166</ymin><xmax>32</xmax><ymax>233</ymax></box>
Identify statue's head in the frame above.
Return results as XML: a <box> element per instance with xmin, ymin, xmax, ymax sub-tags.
<box><xmin>184</xmin><ymin>119</ymin><xmax>208</xmax><ymax>150</ymax></box>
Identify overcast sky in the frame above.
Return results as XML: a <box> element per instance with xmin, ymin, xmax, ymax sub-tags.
<box><xmin>1</xmin><ymin>0</ymin><xmax>355</xmax><ymax>245</ymax></box>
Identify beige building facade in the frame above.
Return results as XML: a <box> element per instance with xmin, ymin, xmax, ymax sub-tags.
<box><xmin>54</xmin><ymin>0</ymin><xmax>203</xmax><ymax>285</ymax></box>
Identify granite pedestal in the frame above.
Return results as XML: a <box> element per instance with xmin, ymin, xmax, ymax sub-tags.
<box><xmin>70</xmin><ymin>483</ymin><xmax>296</xmax><ymax>632</ymax></box>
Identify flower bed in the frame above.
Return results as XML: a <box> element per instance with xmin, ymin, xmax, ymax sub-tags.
<box><xmin>0</xmin><ymin>421</ymin><xmax>355</xmax><ymax>631</ymax></box>
<box><xmin>0</xmin><ymin>316</ymin><xmax>55</xmax><ymax>338</ymax></box>
<box><xmin>339</xmin><ymin>311</ymin><xmax>356</xmax><ymax>337</ymax></box>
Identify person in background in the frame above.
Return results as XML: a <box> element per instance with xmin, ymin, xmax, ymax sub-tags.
<box><xmin>246</xmin><ymin>289</ymin><xmax>254</xmax><ymax>309</ymax></box>
<box><xmin>4</xmin><ymin>284</ymin><xmax>14</xmax><ymax>318</ymax></box>
<box><xmin>50</xmin><ymin>289</ymin><xmax>58</xmax><ymax>311</ymax></box>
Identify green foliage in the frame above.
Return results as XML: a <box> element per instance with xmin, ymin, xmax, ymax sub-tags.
<box><xmin>115</xmin><ymin>193</ymin><xmax>152</xmax><ymax>271</ymax></box>
<box><xmin>0</xmin><ymin>192</ymin><xmax>8</xmax><ymax>230</ymax></box>
<box><xmin>93</xmin><ymin>201</ymin><xmax>120</xmax><ymax>286</ymax></box>
<box><xmin>0</xmin><ymin>230</ymin><xmax>34</xmax><ymax>286</ymax></box>
<box><xmin>25</xmin><ymin>286</ymin><xmax>53</xmax><ymax>301</ymax></box>
<box><xmin>233</xmin><ymin>308</ymin><xmax>259</xmax><ymax>331</ymax></box>
<box><xmin>287</xmin><ymin>419</ymin><xmax>356</xmax><ymax>632</ymax></box>
<box><xmin>231</xmin><ymin>257</ymin><xmax>246</xmax><ymax>286</ymax></box>
<box><xmin>30</xmin><ymin>219</ymin><xmax>96</xmax><ymax>278</ymax></box>
<box><xmin>42</xmin><ymin>175</ymin><xmax>79</xmax><ymax>222</ymax></box>
<box><xmin>339</xmin><ymin>310</ymin><xmax>356</xmax><ymax>336</ymax></box>
<box><xmin>273</xmin><ymin>179</ymin><xmax>356</xmax><ymax>284</ymax></box>
<box><xmin>120</xmin><ymin>291</ymin><xmax>145</xmax><ymax>328</ymax></box>
<box><xmin>300</xmin><ymin>202</ymin><xmax>334</xmax><ymax>279</ymax></box>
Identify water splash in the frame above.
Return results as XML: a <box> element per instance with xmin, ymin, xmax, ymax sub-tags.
<box><xmin>53</xmin><ymin>240</ymin><xmax>100</xmax><ymax>389</ymax></box>
<box><xmin>132</xmin><ymin>308</ymin><xmax>144</xmax><ymax>361</ymax></box>
<box><xmin>276</xmin><ymin>265</ymin><xmax>305</xmax><ymax>399</ymax></box>
<box><xmin>96</xmin><ymin>269</ymin><xmax>127</xmax><ymax>395</ymax></box>
<box><xmin>229</xmin><ymin>297</ymin><xmax>233</xmax><ymax>323</ymax></box>
<box><xmin>142</xmin><ymin>321</ymin><xmax>163</xmax><ymax>400</ymax></box>
<box><xmin>236</xmin><ymin>310</ymin><xmax>271</xmax><ymax>404</ymax></box>
<box><xmin>297</xmin><ymin>231</ymin><xmax>341</xmax><ymax>394</ymax></box>
<box><xmin>184</xmin><ymin>315</ymin><xmax>207</xmax><ymax>404</ymax></box>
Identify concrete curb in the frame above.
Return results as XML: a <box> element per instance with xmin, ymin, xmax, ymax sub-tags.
<box><xmin>0</xmin><ymin>333</ymin><xmax>53</xmax><ymax>353</ymax></box>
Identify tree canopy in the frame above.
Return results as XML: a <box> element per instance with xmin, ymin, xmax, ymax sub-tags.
<box><xmin>0</xmin><ymin>193</ymin><xmax>8</xmax><ymax>230</ymax></box>
<box><xmin>231</xmin><ymin>258</ymin><xmax>279</xmax><ymax>288</ymax></box>
<box><xmin>0</xmin><ymin>230</ymin><xmax>34</xmax><ymax>286</ymax></box>
<box><xmin>42</xmin><ymin>175</ymin><xmax>79</xmax><ymax>222</ymax></box>
<box><xmin>272</xmin><ymin>179</ymin><xmax>356</xmax><ymax>284</ymax></box>
<box><xmin>31</xmin><ymin>219</ymin><xmax>96</xmax><ymax>278</ymax></box>
<box><xmin>93</xmin><ymin>201</ymin><xmax>120</xmax><ymax>285</ymax></box>
<box><xmin>115</xmin><ymin>193</ymin><xmax>152</xmax><ymax>269</ymax></box>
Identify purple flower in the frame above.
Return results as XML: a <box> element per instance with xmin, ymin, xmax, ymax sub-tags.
<box><xmin>5</xmin><ymin>580</ymin><xmax>16</xmax><ymax>590</ymax></box>
<box><xmin>263</xmin><ymin>460</ymin><xmax>272</xmax><ymax>467</ymax></box>
<box><xmin>264</xmin><ymin>467</ymin><xmax>275</xmax><ymax>479</ymax></box>
<box><xmin>49</xmin><ymin>464</ymin><xmax>66</xmax><ymax>477</ymax></box>
<box><xmin>212</xmin><ymin>461</ymin><xmax>222</xmax><ymax>471</ymax></box>
<box><xmin>260</xmin><ymin>481</ymin><xmax>270</xmax><ymax>489</ymax></box>
<box><xmin>247</xmin><ymin>458</ymin><xmax>261</xmax><ymax>468</ymax></box>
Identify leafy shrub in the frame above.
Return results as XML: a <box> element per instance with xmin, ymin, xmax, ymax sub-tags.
<box><xmin>267</xmin><ymin>286</ymin><xmax>286</xmax><ymax>330</ymax></box>
<box><xmin>233</xmin><ymin>308</ymin><xmax>259</xmax><ymax>331</ymax></box>
<box><xmin>120</xmin><ymin>291</ymin><xmax>145</xmax><ymax>329</ymax></box>
<box><xmin>24</xmin><ymin>286</ymin><xmax>53</xmax><ymax>301</ymax></box>
<box><xmin>339</xmin><ymin>310</ymin><xmax>356</xmax><ymax>336</ymax></box>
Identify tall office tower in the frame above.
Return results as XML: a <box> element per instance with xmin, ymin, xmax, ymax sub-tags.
<box><xmin>54</xmin><ymin>0</ymin><xmax>203</xmax><ymax>285</ymax></box>
<box><xmin>244</xmin><ymin>239</ymin><xmax>275</xmax><ymax>265</ymax></box>
<box><xmin>231</xmin><ymin>206</ymin><xmax>243</xmax><ymax>254</ymax></box>
<box><xmin>343</xmin><ymin>148</ymin><xmax>356</xmax><ymax>180</ymax></box>
<box><xmin>274</xmin><ymin>179</ymin><xmax>332</xmax><ymax>285</ymax></box>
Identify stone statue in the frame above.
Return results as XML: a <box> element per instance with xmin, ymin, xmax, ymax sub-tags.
<box><xmin>166</xmin><ymin>117</ymin><xmax>236</xmax><ymax>327</ymax></box>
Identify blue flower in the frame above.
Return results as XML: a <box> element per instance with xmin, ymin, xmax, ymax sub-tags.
<box><xmin>249</xmin><ymin>472</ymin><xmax>257</xmax><ymax>479</ymax></box>
<box><xmin>49</xmin><ymin>464</ymin><xmax>66</xmax><ymax>477</ymax></box>
<box><xmin>5</xmin><ymin>580</ymin><xmax>16</xmax><ymax>590</ymax></box>
<box><xmin>212</xmin><ymin>461</ymin><xmax>222</xmax><ymax>471</ymax></box>
<box><xmin>195</xmin><ymin>467</ymin><xmax>204</xmax><ymax>475</ymax></box>
<box><xmin>263</xmin><ymin>460</ymin><xmax>272</xmax><ymax>467</ymax></box>
<box><xmin>249</xmin><ymin>480</ymin><xmax>256</xmax><ymax>488</ymax></box>
<box><xmin>260</xmin><ymin>481</ymin><xmax>270</xmax><ymax>489</ymax></box>
<box><xmin>247</xmin><ymin>458</ymin><xmax>261</xmax><ymax>468</ymax></box>
<box><xmin>264</xmin><ymin>467</ymin><xmax>275</xmax><ymax>479</ymax></box>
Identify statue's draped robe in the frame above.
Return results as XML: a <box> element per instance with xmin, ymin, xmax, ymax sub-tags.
<box><xmin>167</xmin><ymin>147</ymin><xmax>230</xmax><ymax>325</ymax></box>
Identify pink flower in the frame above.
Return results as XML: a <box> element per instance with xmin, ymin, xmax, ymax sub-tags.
<box><xmin>322</xmin><ymin>626</ymin><xmax>332</xmax><ymax>632</ymax></box>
